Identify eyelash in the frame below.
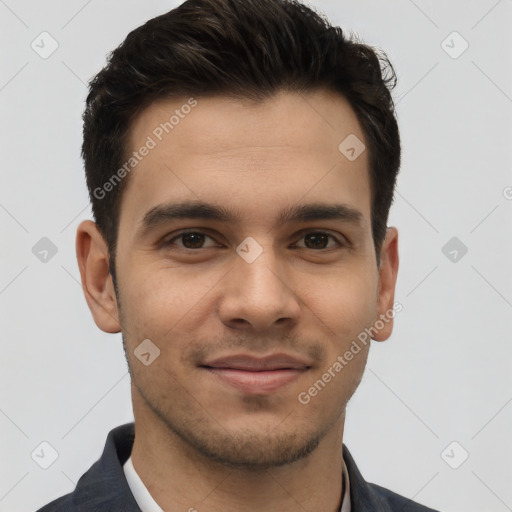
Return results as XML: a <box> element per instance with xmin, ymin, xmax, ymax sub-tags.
<box><xmin>163</xmin><ymin>230</ymin><xmax>346</xmax><ymax>251</ymax></box>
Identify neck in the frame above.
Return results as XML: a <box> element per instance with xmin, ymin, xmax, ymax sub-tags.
<box><xmin>130</xmin><ymin>392</ymin><xmax>345</xmax><ymax>512</ymax></box>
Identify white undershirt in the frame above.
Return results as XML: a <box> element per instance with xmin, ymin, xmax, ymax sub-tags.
<box><xmin>124</xmin><ymin>455</ymin><xmax>351</xmax><ymax>512</ymax></box>
<box><xmin>124</xmin><ymin>456</ymin><xmax>164</xmax><ymax>512</ymax></box>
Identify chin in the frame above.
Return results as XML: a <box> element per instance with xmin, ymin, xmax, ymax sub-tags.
<box><xmin>182</xmin><ymin>427</ymin><xmax>323</xmax><ymax>470</ymax></box>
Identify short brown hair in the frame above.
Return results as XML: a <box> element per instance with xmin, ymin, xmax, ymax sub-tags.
<box><xmin>82</xmin><ymin>0</ymin><xmax>400</xmax><ymax>272</ymax></box>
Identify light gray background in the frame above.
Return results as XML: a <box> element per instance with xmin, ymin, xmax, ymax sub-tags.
<box><xmin>1</xmin><ymin>1</ymin><xmax>511</xmax><ymax>511</ymax></box>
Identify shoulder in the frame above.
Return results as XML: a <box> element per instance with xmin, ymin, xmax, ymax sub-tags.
<box><xmin>34</xmin><ymin>494</ymin><xmax>74</xmax><ymax>512</ymax></box>
<box><xmin>343</xmin><ymin>445</ymin><xmax>440</xmax><ymax>512</ymax></box>
<box><xmin>367</xmin><ymin>482</ymin><xmax>440</xmax><ymax>512</ymax></box>
<box><xmin>34</xmin><ymin>423</ymin><xmax>138</xmax><ymax>512</ymax></box>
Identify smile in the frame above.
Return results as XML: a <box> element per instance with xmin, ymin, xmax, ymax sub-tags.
<box><xmin>203</xmin><ymin>367</ymin><xmax>308</xmax><ymax>394</ymax></box>
<box><xmin>200</xmin><ymin>353</ymin><xmax>312</xmax><ymax>394</ymax></box>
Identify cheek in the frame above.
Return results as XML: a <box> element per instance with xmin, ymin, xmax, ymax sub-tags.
<box><xmin>303</xmin><ymin>268</ymin><xmax>378</xmax><ymax>340</ymax></box>
<box><xmin>117</xmin><ymin>264</ymin><xmax>222</xmax><ymax>345</ymax></box>
<box><xmin>296</xmin><ymin>278</ymin><xmax>375</xmax><ymax>414</ymax></box>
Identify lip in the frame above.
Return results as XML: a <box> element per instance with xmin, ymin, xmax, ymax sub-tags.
<box><xmin>200</xmin><ymin>353</ymin><xmax>311</xmax><ymax>394</ymax></box>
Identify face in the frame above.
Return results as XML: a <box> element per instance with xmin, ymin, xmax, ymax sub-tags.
<box><xmin>78</xmin><ymin>89</ymin><xmax>398</xmax><ymax>469</ymax></box>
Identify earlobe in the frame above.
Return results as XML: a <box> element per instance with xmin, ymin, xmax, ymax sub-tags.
<box><xmin>76</xmin><ymin>220</ymin><xmax>121</xmax><ymax>333</ymax></box>
<box><xmin>372</xmin><ymin>227</ymin><xmax>399</xmax><ymax>342</ymax></box>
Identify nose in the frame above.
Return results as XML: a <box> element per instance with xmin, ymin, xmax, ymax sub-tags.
<box><xmin>218</xmin><ymin>245</ymin><xmax>301</xmax><ymax>331</ymax></box>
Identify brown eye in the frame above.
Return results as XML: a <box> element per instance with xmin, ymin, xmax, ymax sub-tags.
<box><xmin>295</xmin><ymin>231</ymin><xmax>344</xmax><ymax>250</ymax></box>
<box><xmin>180</xmin><ymin>232</ymin><xmax>206</xmax><ymax>249</ymax></box>
<box><xmin>304</xmin><ymin>232</ymin><xmax>331</xmax><ymax>249</ymax></box>
<box><xmin>165</xmin><ymin>231</ymin><xmax>219</xmax><ymax>250</ymax></box>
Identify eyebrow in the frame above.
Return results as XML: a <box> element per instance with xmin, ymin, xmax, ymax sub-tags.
<box><xmin>138</xmin><ymin>200</ymin><xmax>365</xmax><ymax>236</ymax></box>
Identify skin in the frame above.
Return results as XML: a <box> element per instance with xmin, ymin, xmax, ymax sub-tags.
<box><xmin>76</xmin><ymin>89</ymin><xmax>399</xmax><ymax>512</ymax></box>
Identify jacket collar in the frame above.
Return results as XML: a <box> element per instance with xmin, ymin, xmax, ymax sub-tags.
<box><xmin>72</xmin><ymin>422</ymin><xmax>394</xmax><ymax>512</ymax></box>
<box><xmin>343</xmin><ymin>444</ymin><xmax>395</xmax><ymax>511</ymax></box>
<box><xmin>70</xmin><ymin>422</ymin><xmax>141</xmax><ymax>510</ymax></box>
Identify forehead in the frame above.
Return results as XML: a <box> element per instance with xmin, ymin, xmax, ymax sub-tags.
<box><xmin>120</xmin><ymin>89</ymin><xmax>371</xmax><ymax>229</ymax></box>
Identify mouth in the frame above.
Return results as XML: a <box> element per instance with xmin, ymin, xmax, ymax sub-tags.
<box><xmin>200</xmin><ymin>353</ymin><xmax>312</xmax><ymax>395</ymax></box>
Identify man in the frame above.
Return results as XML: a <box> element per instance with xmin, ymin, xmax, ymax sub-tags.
<box><xmin>37</xmin><ymin>0</ymin><xmax>440</xmax><ymax>510</ymax></box>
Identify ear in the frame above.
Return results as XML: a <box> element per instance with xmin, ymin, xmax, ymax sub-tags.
<box><xmin>372</xmin><ymin>227</ymin><xmax>399</xmax><ymax>342</ymax></box>
<box><xmin>76</xmin><ymin>220</ymin><xmax>121</xmax><ymax>333</ymax></box>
